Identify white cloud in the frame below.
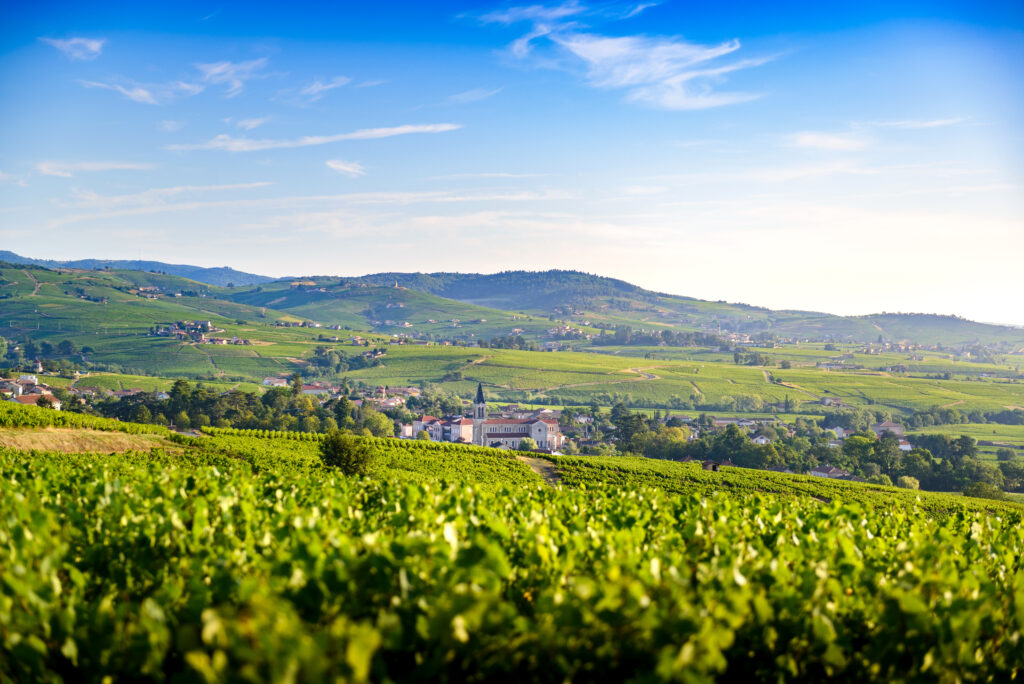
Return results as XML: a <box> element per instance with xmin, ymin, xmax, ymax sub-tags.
<box><xmin>236</xmin><ymin>117</ymin><xmax>270</xmax><ymax>130</ymax></box>
<box><xmin>159</xmin><ymin>120</ymin><xmax>185</xmax><ymax>131</ymax></box>
<box><xmin>860</xmin><ymin>118</ymin><xmax>966</xmax><ymax>130</ymax></box>
<box><xmin>167</xmin><ymin>123</ymin><xmax>462</xmax><ymax>152</ymax></box>
<box><xmin>428</xmin><ymin>172</ymin><xmax>548</xmax><ymax>179</ymax></box>
<box><xmin>326</xmin><ymin>160</ymin><xmax>366</xmax><ymax>177</ymax></box>
<box><xmin>67</xmin><ymin>182</ymin><xmax>273</xmax><ymax>209</ymax></box>
<box><xmin>194</xmin><ymin>58</ymin><xmax>268</xmax><ymax>97</ymax></box>
<box><xmin>40</xmin><ymin>37</ymin><xmax>105</xmax><ymax>60</ymax></box>
<box><xmin>301</xmin><ymin>76</ymin><xmax>352</xmax><ymax>101</ymax></box>
<box><xmin>788</xmin><ymin>131</ymin><xmax>868</xmax><ymax>151</ymax></box>
<box><xmin>80</xmin><ymin>80</ymin><xmax>158</xmax><ymax>104</ymax></box>
<box><xmin>482</xmin><ymin>4</ymin><xmax>769</xmax><ymax>110</ymax></box>
<box><xmin>81</xmin><ymin>79</ymin><xmax>203</xmax><ymax>105</ymax></box>
<box><xmin>355</xmin><ymin>80</ymin><xmax>386</xmax><ymax>88</ymax></box>
<box><xmin>481</xmin><ymin>1</ymin><xmax>585</xmax><ymax>25</ymax></box>
<box><xmin>447</xmin><ymin>87</ymin><xmax>502</xmax><ymax>104</ymax></box>
<box><xmin>35</xmin><ymin>161</ymin><xmax>155</xmax><ymax>178</ymax></box>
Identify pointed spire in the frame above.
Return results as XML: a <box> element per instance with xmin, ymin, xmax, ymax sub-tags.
<box><xmin>475</xmin><ymin>382</ymin><xmax>485</xmax><ymax>403</ymax></box>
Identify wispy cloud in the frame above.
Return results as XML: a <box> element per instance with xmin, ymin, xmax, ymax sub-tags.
<box><xmin>481</xmin><ymin>1</ymin><xmax>586</xmax><ymax>24</ymax></box>
<box><xmin>236</xmin><ymin>117</ymin><xmax>270</xmax><ymax>130</ymax></box>
<box><xmin>81</xmin><ymin>79</ymin><xmax>202</xmax><ymax>105</ymax></box>
<box><xmin>355</xmin><ymin>80</ymin><xmax>386</xmax><ymax>88</ymax></box>
<box><xmin>301</xmin><ymin>76</ymin><xmax>351</xmax><ymax>101</ymax></box>
<box><xmin>788</xmin><ymin>131</ymin><xmax>868</xmax><ymax>151</ymax></box>
<box><xmin>35</xmin><ymin>161</ymin><xmax>155</xmax><ymax>178</ymax></box>
<box><xmin>48</xmin><ymin>188</ymin><xmax>569</xmax><ymax>227</ymax></box>
<box><xmin>859</xmin><ymin>118</ymin><xmax>966</xmax><ymax>130</ymax></box>
<box><xmin>480</xmin><ymin>2</ymin><xmax>769</xmax><ymax>110</ymax></box>
<box><xmin>428</xmin><ymin>172</ymin><xmax>548</xmax><ymax>179</ymax></box>
<box><xmin>194</xmin><ymin>58</ymin><xmax>268</xmax><ymax>97</ymax></box>
<box><xmin>325</xmin><ymin>160</ymin><xmax>366</xmax><ymax>177</ymax></box>
<box><xmin>167</xmin><ymin>123</ymin><xmax>462</xmax><ymax>152</ymax></box>
<box><xmin>40</xmin><ymin>37</ymin><xmax>105</xmax><ymax>60</ymax></box>
<box><xmin>159</xmin><ymin>120</ymin><xmax>185</xmax><ymax>132</ymax></box>
<box><xmin>67</xmin><ymin>182</ymin><xmax>273</xmax><ymax>210</ymax></box>
<box><xmin>447</xmin><ymin>87</ymin><xmax>502</xmax><ymax>104</ymax></box>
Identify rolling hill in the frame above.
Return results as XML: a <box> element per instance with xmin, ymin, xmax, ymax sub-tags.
<box><xmin>0</xmin><ymin>251</ymin><xmax>272</xmax><ymax>287</ymax></box>
<box><xmin>317</xmin><ymin>270</ymin><xmax>1024</xmax><ymax>346</ymax></box>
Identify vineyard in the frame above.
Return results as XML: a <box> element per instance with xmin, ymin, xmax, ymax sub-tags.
<box><xmin>2</xmin><ymin>405</ymin><xmax>1023</xmax><ymax>681</ymax></box>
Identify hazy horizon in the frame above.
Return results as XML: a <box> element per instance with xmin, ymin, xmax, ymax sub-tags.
<box><xmin>2</xmin><ymin>1</ymin><xmax>1022</xmax><ymax>324</ymax></box>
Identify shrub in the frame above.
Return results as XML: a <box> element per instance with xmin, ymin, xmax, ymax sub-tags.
<box><xmin>867</xmin><ymin>474</ymin><xmax>892</xmax><ymax>486</ymax></box>
<box><xmin>518</xmin><ymin>437</ymin><xmax>538</xmax><ymax>451</ymax></box>
<box><xmin>962</xmin><ymin>481</ymin><xmax>1006</xmax><ymax>500</ymax></box>
<box><xmin>996</xmin><ymin>447</ymin><xmax>1016</xmax><ymax>462</ymax></box>
<box><xmin>319</xmin><ymin>430</ymin><xmax>375</xmax><ymax>476</ymax></box>
<box><xmin>896</xmin><ymin>475</ymin><xmax>920</xmax><ymax>490</ymax></box>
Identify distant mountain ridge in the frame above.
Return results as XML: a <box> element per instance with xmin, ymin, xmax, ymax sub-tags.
<box><xmin>3</xmin><ymin>254</ymin><xmax>1020</xmax><ymax>345</ymax></box>
<box><xmin>0</xmin><ymin>251</ymin><xmax>273</xmax><ymax>287</ymax></box>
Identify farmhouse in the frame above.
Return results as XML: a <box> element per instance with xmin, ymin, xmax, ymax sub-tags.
<box><xmin>871</xmin><ymin>420</ymin><xmax>905</xmax><ymax>438</ymax></box>
<box><xmin>809</xmin><ymin>465</ymin><xmax>851</xmax><ymax>479</ymax></box>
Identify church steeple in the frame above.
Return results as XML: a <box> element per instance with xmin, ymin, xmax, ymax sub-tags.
<box><xmin>472</xmin><ymin>383</ymin><xmax>486</xmax><ymax>445</ymax></box>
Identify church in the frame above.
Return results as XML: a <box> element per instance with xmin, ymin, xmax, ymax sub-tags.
<box><xmin>471</xmin><ymin>383</ymin><xmax>564</xmax><ymax>451</ymax></box>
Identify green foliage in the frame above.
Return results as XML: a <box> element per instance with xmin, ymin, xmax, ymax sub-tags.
<box><xmin>1</xmin><ymin>441</ymin><xmax>1022</xmax><ymax>681</ymax></box>
<box><xmin>962</xmin><ymin>481</ymin><xmax>1007</xmax><ymax>500</ymax></box>
<box><xmin>319</xmin><ymin>430</ymin><xmax>376</xmax><ymax>476</ymax></box>
<box><xmin>897</xmin><ymin>475</ymin><xmax>920</xmax><ymax>490</ymax></box>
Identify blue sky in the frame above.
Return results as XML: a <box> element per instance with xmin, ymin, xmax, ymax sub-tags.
<box><xmin>1</xmin><ymin>1</ymin><xmax>1022</xmax><ymax>323</ymax></box>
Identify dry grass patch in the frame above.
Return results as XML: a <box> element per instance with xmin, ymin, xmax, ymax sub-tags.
<box><xmin>0</xmin><ymin>428</ymin><xmax>175</xmax><ymax>453</ymax></box>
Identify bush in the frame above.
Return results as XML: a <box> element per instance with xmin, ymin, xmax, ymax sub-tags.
<box><xmin>896</xmin><ymin>475</ymin><xmax>920</xmax><ymax>490</ymax></box>
<box><xmin>962</xmin><ymin>481</ymin><xmax>1006</xmax><ymax>501</ymax></box>
<box><xmin>867</xmin><ymin>474</ymin><xmax>892</xmax><ymax>486</ymax></box>
<box><xmin>996</xmin><ymin>447</ymin><xmax>1016</xmax><ymax>462</ymax></box>
<box><xmin>518</xmin><ymin>437</ymin><xmax>538</xmax><ymax>451</ymax></box>
<box><xmin>416</xmin><ymin>430</ymin><xmax>431</xmax><ymax>440</ymax></box>
<box><xmin>319</xmin><ymin>430</ymin><xmax>375</xmax><ymax>476</ymax></box>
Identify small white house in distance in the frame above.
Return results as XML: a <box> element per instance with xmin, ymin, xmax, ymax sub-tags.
<box><xmin>262</xmin><ymin>377</ymin><xmax>289</xmax><ymax>387</ymax></box>
<box><xmin>752</xmin><ymin>434</ymin><xmax>772</xmax><ymax>445</ymax></box>
<box><xmin>19</xmin><ymin>374</ymin><xmax>38</xmax><ymax>384</ymax></box>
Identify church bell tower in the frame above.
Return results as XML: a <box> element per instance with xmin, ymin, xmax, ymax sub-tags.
<box><xmin>472</xmin><ymin>383</ymin><xmax>486</xmax><ymax>446</ymax></box>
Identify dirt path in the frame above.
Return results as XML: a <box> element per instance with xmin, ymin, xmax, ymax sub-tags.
<box><xmin>517</xmin><ymin>456</ymin><xmax>561</xmax><ymax>486</ymax></box>
<box><xmin>778</xmin><ymin>381</ymin><xmax>818</xmax><ymax>399</ymax></box>
<box><xmin>762</xmin><ymin>370</ymin><xmax>771</xmax><ymax>383</ymax></box>
<box><xmin>939</xmin><ymin>399</ymin><xmax>965</xmax><ymax>409</ymax></box>
<box><xmin>549</xmin><ymin>366</ymin><xmax>661</xmax><ymax>391</ymax></box>
<box><xmin>23</xmin><ymin>269</ymin><xmax>40</xmax><ymax>296</ymax></box>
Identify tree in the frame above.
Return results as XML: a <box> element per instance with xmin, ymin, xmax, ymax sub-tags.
<box><xmin>996</xmin><ymin>447</ymin><xmax>1016</xmax><ymax>462</ymax></box>
<box><xmin>320</xmin><ymin>430</ymin><xmax>375</xmax><ymax>476</ymax></box>
<box><xmin>291</xmin><ymin>372</ymin><xmax>303</xmax><ymax>396</ymax></box>
<box><xmin>518</xmin><ymin>437</ymin><xmax>538</xmax><ymax>451</ymax></box>
<box><xmin>173</xmin><ymin>410</ymin><xmax>191</xmax><ymax>429</ymax></box>
<box><xmin>780</xmin><ymin>360</ymin><xmax>792</xmax><ymax>369</ymax></box>
<box><xmin>416</xmin><ymin>430</ymin><xmax>431</xmax><ymax>440</ymax></box>
<box><xmin>867</xmin><ymin>474</ymin><xmax>892</xmax><ymax>486</ymax></box>
<box><xmin>962</xmin><ymin>482</ymin><xmax>1006</xmax><ymax>501</ymax></box>
<box><xmin>57</xmin><ymin>340</ymin><xmax>77</xmax><ymax>356</ymax></box>
<box><xmin>896</xmin><ymin>476</ymin><xmax>919</xmax><ymax>490</ymax></box>
<box><xmin>360</xmin><ymin>408</ymin><xmax>394</xmax><ymax>438</ymax></box>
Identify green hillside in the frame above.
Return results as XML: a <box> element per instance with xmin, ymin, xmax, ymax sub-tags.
<box><xmin>317</xmin><ymin>270</ymin><xmax>1024</xmax><ymax>346</ymax></box>
<box><xmin>228</xmin><ymin>278</ymin><xmax>564</xmax><ymax>341</ymax></box>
